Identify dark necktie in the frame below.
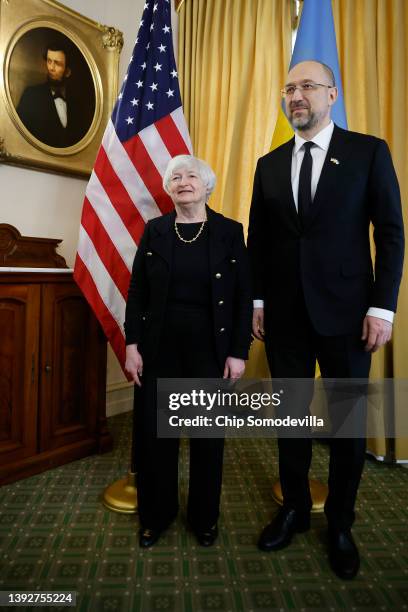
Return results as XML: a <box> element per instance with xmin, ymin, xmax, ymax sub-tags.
<box><xmin>298</xmin><ymin>141</ymin><xmax>314</xmax><ymax>226</ymax></box>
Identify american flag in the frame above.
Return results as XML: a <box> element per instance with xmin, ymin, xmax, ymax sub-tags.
<box><xmin>74</xmin><ymin>0</ymin><xmax>192</xmax><ymax>370</ymax></box>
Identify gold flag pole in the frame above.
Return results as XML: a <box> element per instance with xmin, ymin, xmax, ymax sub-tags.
<box><xmin>175</xmin><ymin>0</ymin><xmax>185</xmax><ymax>12</ymax></box>
<box><xmin>103</xmin><ymin>388</ymin><xmax>138</xmax><ymax>514</ymax></box>
<box><xmin>272</xmin><ymin>371</ymin><xmax>328</xmax><ymax>512</ymax></box>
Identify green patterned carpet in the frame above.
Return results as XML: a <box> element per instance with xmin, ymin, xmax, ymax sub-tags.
<box><xmin>0</xmin><ymin>412</ymin><xmax>407</xmax><ymax>611</ymax></box>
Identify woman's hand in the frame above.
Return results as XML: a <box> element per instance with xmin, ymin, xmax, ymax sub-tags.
<box><xmin>252</xmin><ymin>307</ymin><xmax>265</xmax><ymax>341</ymax></box>
<box><xmin>125</xmin><ymin>344</ymin><xmax>144</xmax><ymax>386</ymax></box>
<box><xmin>223</xmin><ymin>356</ymin><xmax>245</xmax><ymax>379</ymax></box>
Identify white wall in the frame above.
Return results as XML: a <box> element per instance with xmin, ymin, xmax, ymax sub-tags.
<box><xmin>1</xmin><ymin>0</ymin><xmax>177</xmax><ymax>406</ymax></box>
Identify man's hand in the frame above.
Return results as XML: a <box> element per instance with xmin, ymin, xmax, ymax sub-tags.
<box><xmin>125</xmin><ymin>343</ymin><xmax>144</xmax><ymax>386</ymax></box>
<box><xmin>361</xmin><ymin>315</ymin><xmax>392</xmax><ymax>352</ymax></box>
<box><xmin>223</xmin><ymin>357</ymin><xmax>245</xmax><ymax>379</ymax></box>
<box><xmin>252</xmin><ymin>307</ymin><xmax>265</xmax><ymax>341</ymax></box>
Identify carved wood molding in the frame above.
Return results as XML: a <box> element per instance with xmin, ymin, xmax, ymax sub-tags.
<box><xmin>0</xmin><ymin>224</ymin><xmax>68</xmax><ymax>268</ymax></box>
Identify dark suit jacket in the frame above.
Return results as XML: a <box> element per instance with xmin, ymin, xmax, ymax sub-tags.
<box><xmin>248</xmin><ymin>125</ymin><xmax>404</xmax><ymax>337</ymax></box>
<box><xmin>125</xmin><ymin>207</ymin><xmax>253</xmax><ymax>369</ymax></box>
<box><xmin>17</xmin><ymin>82</ymin><xmax>90</xmax><ymax>147</ymax></box>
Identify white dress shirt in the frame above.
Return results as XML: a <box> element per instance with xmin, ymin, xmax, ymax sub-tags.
<box><xmin>53</xmin><ymin>96</ymin><xmax>68</xmax><ymax>129</ymax></box>
<box><xmin>253</xmin><ymin>120</ymin><xmax>394</xmax><ymax>324</ymax></box>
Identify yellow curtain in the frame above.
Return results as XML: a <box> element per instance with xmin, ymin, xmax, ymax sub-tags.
<box><xmin>332</xmin><ymin>0</ymin><xmax>408</xmax><ymax>460</ymax></box>
<box><xmin>178</xmin><ymin>0</ymin><xmax>291</xmax><ymax>223</ymax></box>
<box><xmin>178</xmin><ymin>0</ymin><xmax>292</xmax><ymax>376</ymax></box>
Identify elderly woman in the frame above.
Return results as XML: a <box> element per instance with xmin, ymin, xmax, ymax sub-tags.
<box><xmin>124</xmin><ymin>155</ymin><xmax>252</xmax><ymax>548</ymax></box>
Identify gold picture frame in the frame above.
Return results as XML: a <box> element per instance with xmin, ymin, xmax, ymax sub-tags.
<box><xmin>0</xmin><ymin>0</ymin><xmax>123</xmax><ymax>177</ymax></box>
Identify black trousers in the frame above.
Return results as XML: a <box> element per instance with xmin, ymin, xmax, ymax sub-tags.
<box><xmin>133</xmin><ymin>305</ymin><xmax>224</xmax><ymax>531</ymax></box>
<box><xmin>265</xmin><ymin>297</ymin><xmax>371</xmax><ymax>531</ymax></box>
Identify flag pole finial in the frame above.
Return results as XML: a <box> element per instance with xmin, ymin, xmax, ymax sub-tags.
<box><xmin>292</xmin><ymin>0</ymin><xmax>303</xmax><ymax>30</ymax></box>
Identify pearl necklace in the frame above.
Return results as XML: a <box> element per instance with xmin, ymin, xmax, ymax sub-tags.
<box><xmin>174</xmin><ymin>219</ymin><xmax>206</xmax><ymax>243</ymax></box>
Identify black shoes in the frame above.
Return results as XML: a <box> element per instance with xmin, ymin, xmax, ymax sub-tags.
<box><xmin>139</xmin><ymin>527</ymin><xmax>162</xmax><ymax>548</ymax></box>
<box><xmin>258</xmin><ymin>508</ymin><xmax>310</xmax><ymax>552</ymax></box>
<box><xmin>139</xmin><ymin>522</ymin><xmax>218</xmax><ymax>548</ymax></box>
<box><xmin>328</xmin><ymin>529</ymin><xmax>360</xmax><ymax>580</ymax></box>
<box><xmin>194</xmin><ymin>524</ymin><xmax>218</xmax><ymax>547</ymax></box>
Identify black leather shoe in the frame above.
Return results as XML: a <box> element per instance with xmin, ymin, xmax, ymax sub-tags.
<box><xmin>194</xmin><ymin>524</ymin><xmax>218</xmax><ymax>547</ymax></box>
<box><xmin>139</xmin><ymin>527</ymin><xmax>161</xmax><ymax>548</ymax></box>
<box><xmin>328</xmin><ymin>529</ymin><xmax>360</xmax><ymax>580</ymax></box>
<box><xmin>258</xmin><ymin>508</ymin><xmax>310</xmax><ymax>552</ymax></box>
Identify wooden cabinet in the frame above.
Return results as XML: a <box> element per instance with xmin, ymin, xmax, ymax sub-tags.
<box><xmin>0</xmin><ymin>225</ymin><xmax>112</xmax><ymax>484</ymax></box>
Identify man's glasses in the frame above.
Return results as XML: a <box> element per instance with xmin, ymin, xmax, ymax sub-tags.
<box><xmin>281</xmin><ymin>82</ymin><xmax>334</xmax><ymax>98</ymax></box>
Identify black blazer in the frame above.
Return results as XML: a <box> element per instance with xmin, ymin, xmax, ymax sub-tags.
<box><xmin>248</xmin><ymin>125</ymin><xmax>404</xmax><ymax>336</ymax></box>
<box><xmin>125</xmin><ymin>207</ymin><xmax>252</xmax><ymax>369</ymax></box>
<box><xmin>17</xmin><ymin>82</ymin><xmax>90</xmax><ymax>147</ymax></box>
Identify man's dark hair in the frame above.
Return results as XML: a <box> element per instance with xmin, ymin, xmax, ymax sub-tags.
<box><xmin>43</xmin><ymin>40</ymin><xmax>71</xmax><ymax>68</ymax></box>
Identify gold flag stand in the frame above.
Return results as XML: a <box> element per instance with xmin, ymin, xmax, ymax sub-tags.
<box><xmin>102</xmin><ymin>472</ymin><xmax>138</xmax><ymax>514</ymax></box>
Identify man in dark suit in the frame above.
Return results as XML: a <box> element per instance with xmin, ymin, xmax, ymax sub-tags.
<box><xmin>17</xmin><ymin>41</ymin><xmax>89</xmax><ymax>148</ymax></box>
<box><xmin>248</xmin><ymin>60</ymin><xmax>404</xmax><ymax>579</ymax></box>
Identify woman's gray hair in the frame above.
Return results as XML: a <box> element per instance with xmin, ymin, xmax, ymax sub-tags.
<box><xmin>163</xmin><ymin>155</ymin><xmax>216</xmax><ymax>197</ymax></box>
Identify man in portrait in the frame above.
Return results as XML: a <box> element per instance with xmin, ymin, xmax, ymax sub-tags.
<box><xmin>16</xmin><ymin>39</ymin><xmax>91</xmax><ymax>148</ymax></box>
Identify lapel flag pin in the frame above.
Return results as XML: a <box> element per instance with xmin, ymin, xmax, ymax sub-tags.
<box><xmin>330</xmin><ymin>157</ymin><xmax>340</xmax><ymax>165</ymax></box>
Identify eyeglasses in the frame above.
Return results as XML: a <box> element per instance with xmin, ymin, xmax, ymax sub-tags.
<box><xmin>281</xmin><ymin>82</ymin><xmax>334</xmax><ymax>98</ymax></box>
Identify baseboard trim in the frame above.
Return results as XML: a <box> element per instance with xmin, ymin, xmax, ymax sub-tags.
<box><xmin>106</xmin><ymin>384</ymin><xmax>133</xmax><ymax>417</ymax></box>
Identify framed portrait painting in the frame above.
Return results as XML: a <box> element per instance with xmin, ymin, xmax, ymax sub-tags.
<box><xmin>0</xmin><ymin>0</ymin><xmax>123</xmax><ymax>177</ymax></box>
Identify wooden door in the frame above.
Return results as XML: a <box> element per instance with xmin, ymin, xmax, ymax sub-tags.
<box><xmin>0</xmin><ymin>284</ymin><xmax>40</xmax><ymax>469</ymax></box>
<box><xmin>39</xmin><ymin>282</ymin><xmax>99</xmax><ymax>452</ymax></box>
